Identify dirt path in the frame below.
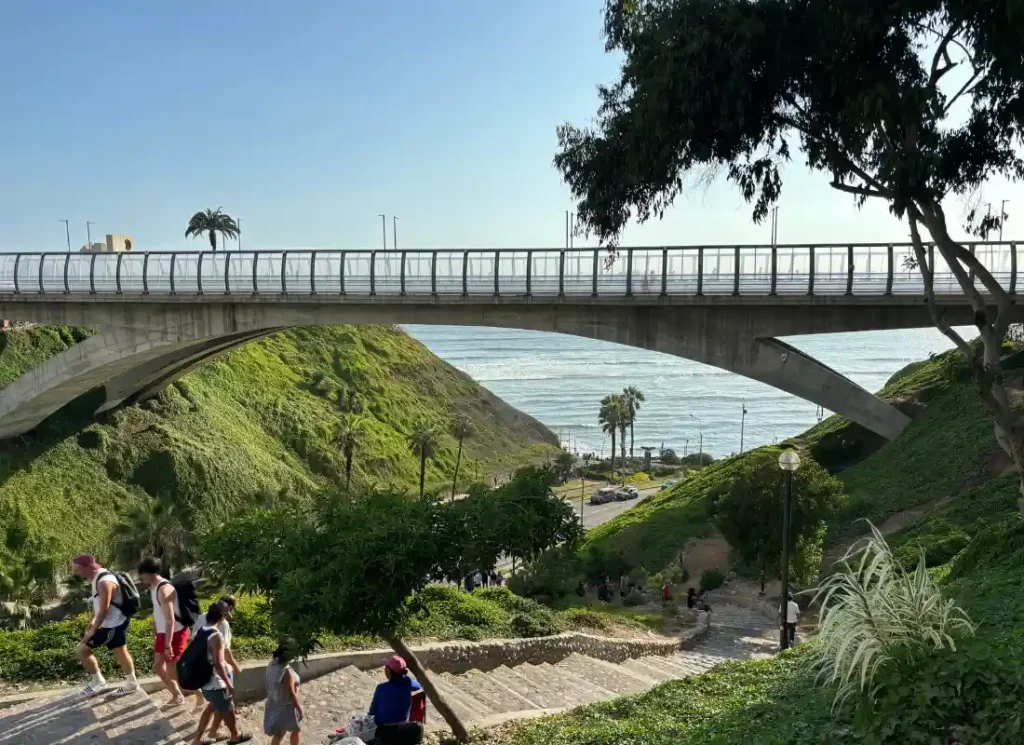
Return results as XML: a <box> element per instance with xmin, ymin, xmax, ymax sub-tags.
<box><xmin>821</xmin><ymin>494</ymin><xmax>954</xmax><ymax>572</ymax></box>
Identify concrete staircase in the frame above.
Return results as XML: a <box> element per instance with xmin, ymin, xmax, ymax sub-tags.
<box><xmin>0</xmin><ymin>604</ymin><xmax>775</xmax><ymax>744</ymax></box>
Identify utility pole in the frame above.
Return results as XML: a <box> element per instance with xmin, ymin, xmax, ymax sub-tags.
<box><xmin>1000</xmin><ymin>200</ymin><xmax>1010</xmax><ymax>243</ymax></box>
<box><xmin>393</xmin><ymin>216</ymin><xmax>399</xmax><ymax>251</ymax></box>
<box><xmin>569</xmin><ymin>213</ymin><xmax>574</xmax><ymax>249</ymax></box>
<box><xmin>86</xmin><ymin>221</ymin><xmax>95</xmax><ymax>252</ymax></box>
<box><xmin>770</xmin><ymin>206</ymin><xmax>780</xmax><ymax>246</ymax></box>
<box><xmin>740</xmin><ymin>401</ymin><xmax>748</xmax><ymax>453</ymax></box>
<box><xmin>58</xmin><ymin>219</ymin><xmax>71</xmax><ymax>252</ymax></box>
<box><xmin>565</xmin><ymin>210</ymin><xmax>569</xmax><ymax>248</ymax></box>
<box><xmin>690</xmin><ymin>414</ymin><xmax>703</xmax><ymax>461</ymax></box>
<box><xmin>378</xmin><ymin>214</ymin><xmax>387</xmax><ymax>250</ymax></box>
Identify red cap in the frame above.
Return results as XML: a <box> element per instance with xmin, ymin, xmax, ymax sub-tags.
<box><xmin>73</xmin><ymin>554</ymin><xmax>100</xmax><ymax>570</ymax></box>
<box><xmin>384</xmin><ymin>655</ymin><xmax>408</xmax><ymax>674</ymax></box>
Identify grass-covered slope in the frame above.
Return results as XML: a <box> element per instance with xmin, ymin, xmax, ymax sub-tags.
<box><xmin>493</xmin><ymin>348</ymin><xmax>1024</xmax><ymax>745</ymax></box>
<box><xmin>0</xmin><ymin>324</ymin><xmax>558</xmax><ymax>570</ymax></box>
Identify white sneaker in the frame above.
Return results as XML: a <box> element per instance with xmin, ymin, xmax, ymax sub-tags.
<box><xmin>111</xmin><ymin>680</ymin><xmax>139</xmax><ymax>696</ymax></box>
<box><xmin>79</xmin><ymin>680</ymin><xmax>107</xmax><ymax>697</ymax></box>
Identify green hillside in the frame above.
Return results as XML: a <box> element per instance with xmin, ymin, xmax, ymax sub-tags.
<box><xmin>0</xmin><ymin>324</ymin><xmax>558</xmax><ymax>576</ymax></box>
<box><xmin>497</xmin><ymin>348</ymin><xmax>1024</xmax><ymax>744</ymax></box>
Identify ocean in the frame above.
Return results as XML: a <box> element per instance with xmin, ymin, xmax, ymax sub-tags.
<box><xmin>406</xmin><ymin>325</ymin><xmax>967</xmax><ymax>458</ymax></box>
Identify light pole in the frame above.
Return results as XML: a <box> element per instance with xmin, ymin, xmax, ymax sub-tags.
<box><xmin>86</xmin><ymin>221</ymin><xmax>95</xmax><ymax>252</ymax></box>
<box><xmin>740</xmin><ymin>401</ymin><xmax>748</xmax><ymax>453</ymax></box>
<box><xmin>393</xmin><ymin>216</ymin><xmax>399</xmax><ymax>251</ymax></box>
<box><xmin>58</xmin><ymin>219</ymin><xmax>71</xmax><ymax>252</ymax></box>
<box><xmin>378</xmin><ymin>214</ymin><xmax>387</xmax><ymax>250</ymax></box>
<box><xmin>689</xmin><ymin>414</ymin><xmax>703</xmax><ymax>461</ymax></box>
<box><xmin>237</xmin><ymin>218</ymin><xmax>242</xmax><ymax>251</ymax></box>
<box><xmin>778</xmin><ymin>449</ymin><xmax>801</xmax><ymax>651</ymax></box>
<box><xmin>1000</xmin><ymin>200</ymin><xmax>1010</xmax><ymax>243</ymax></box>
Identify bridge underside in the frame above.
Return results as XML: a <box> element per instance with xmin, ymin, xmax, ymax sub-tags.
<box><xmin>0</xmin><ymin>297</ymin><xmax>992</xmax><ymax>442</ymax></box>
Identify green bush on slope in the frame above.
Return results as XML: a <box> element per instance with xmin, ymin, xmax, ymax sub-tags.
<box><xmin>0</xmin><ymin>324</ymin><xmax>557</xmax><ymax>580</ymax></box>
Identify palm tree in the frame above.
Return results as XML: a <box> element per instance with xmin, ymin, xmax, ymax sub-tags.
<box><xmin>110</xmin><ymin>500</ymin><xmax>193</xmax><ymax>576</ymax></box>
<box><xmin>598</xmin><ymin>394</ymin><xmax>626</xmax><ymax>481</ymax></box>
<box><xmin>450</xmin><ymin>415</ymin><xmax>471</xmax><ymax>500</ymax></box>
<box><xmin>335</xmin><ymin>415</ymin><xmax>365</xmax><ymax>492</ymax></box>
<box><xmin>407</xmin><ymin>419</ymin><xmax>441</xmax><ymax>498</ymax></box>
<box><xmin>622</xmin><ymin>386</ymin><xmax>646</xmax><ymax>459</ymax></box>
<box><xmin>185</xmin><ymin>208</ymin><xmax>240</xmax><ymax>251</ymax></box>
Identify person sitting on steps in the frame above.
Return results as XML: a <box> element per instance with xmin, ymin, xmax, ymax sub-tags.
<box><xmin>368</xmin><ymin>655</ymin><xmax>425</xmax><ymax>745</ymax></box>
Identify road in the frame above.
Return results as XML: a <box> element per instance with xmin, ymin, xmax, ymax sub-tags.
<box><xmin>565</xmin><ymin>484</ymin><xmax>663</xmax><ymax>529</ymax></box>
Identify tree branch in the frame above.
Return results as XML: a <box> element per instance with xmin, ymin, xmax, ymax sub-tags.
<box><xmin>908</xmin><ymin>212</ymin><xmax>972</xmax><ymax>359</ymax></box>
<box><xmin>829</xmin><ymin>181</ymin><xmax>886</xmax><ymax>199</ymax></box>
<box><xmin>942</xmin><ymin>66</ymin><xmax>989</xmax><ymax>116</ymax></box>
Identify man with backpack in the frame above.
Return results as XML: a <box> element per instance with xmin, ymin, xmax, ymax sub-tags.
<box><xmin>179</xmin><ymin>601</ymin><xmax>252</xmax><ymax>744</ymax></box>
<box><xmin>138</xmin><ymin>557</ymin><xmax>198</xmax><ymax>708</ymax></box>
<box><xmin>72</xmin><ymin>554</ymin><xmax>140</xmax><ymax>696</ymax></box>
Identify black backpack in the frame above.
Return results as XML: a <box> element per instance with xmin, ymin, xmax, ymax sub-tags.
<box><xmin>176</xmin><ymin>627</ymin><xmax>217</xmax><ymax>691</ymax></box>
<box><xmin>157</xmin><ymin>579</ymin><xmax>200</xmax><ymax>629</ymax></box>
<box><xmin>96</xmin><ymin>571</ymin><xmax>141</xmax><ymax>619</ymax></box>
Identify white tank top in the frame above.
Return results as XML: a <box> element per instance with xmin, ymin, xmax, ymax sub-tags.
<box><xmin>151</xmin><ymin>581</ymin><xmax>184</xmax><ymax>633</ymax></box>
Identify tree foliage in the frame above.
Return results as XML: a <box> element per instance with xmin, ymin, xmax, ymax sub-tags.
<box><xmin>185</xmin><ymin>207</ymin><xmax>240</xmax><ymax>251</ymax></box>
<box><xmin>598</xmin><ymin>393</ymin><xmax>627</xmax><ymax>479</ymax></box>
<box><xmin>558</xmin><ymin>0</ymin><xmax>1024</xmax><ymax>508</ymax></box>
<box><xmin>710</xmin><ymin>448</ymin><xmax>845</xmax><ymax>586</ymax></box>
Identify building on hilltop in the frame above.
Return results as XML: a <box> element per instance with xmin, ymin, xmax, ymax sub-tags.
<box><xmin>79</xmin><ymin>234</ymin><xmax>135</xmax><ymax>253</ymax></box>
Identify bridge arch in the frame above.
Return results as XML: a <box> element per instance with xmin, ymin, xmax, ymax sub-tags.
<box><xmin>0</xmin><ymin>301</ymin><xmax>927</xmax><ymax>441</ymax></box>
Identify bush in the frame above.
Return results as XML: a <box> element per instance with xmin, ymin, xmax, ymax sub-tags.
<box><xmin>660</xmin><ymin>450</ymin><xmax>680</xmax><ymax>465</ymax></box>
<box><xmin>700</xmin><ymin>568</ymin><xmax>726</xmax><ymax>592</ymax></box>
<box><xmin>511</xmin><ymin>546</ymin><xmax>585</xmax><ymax>599</ymax></box>
<box><xmin>623</xmin><ymin>589</ymin><xmax>646</xmax><ymax>607</ymax></box>
<box><xmin>559</xmin><ymin>607</ymin><xmax>610</xmax><ymax>631</ymax></box>
<box><xmin>510</xmin><ymin>609</ymin><xmax>564</xmax><ymax>638</ymax></box>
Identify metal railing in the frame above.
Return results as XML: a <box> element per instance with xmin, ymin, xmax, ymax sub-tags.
<box><xmin>0</xmin><ymin>242</ymin><xmax>1016</xmax><ymax>298</ymax></box>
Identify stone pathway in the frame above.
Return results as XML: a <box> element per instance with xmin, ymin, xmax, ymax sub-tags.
<box><xmin>0</xmin><ymin>604</ymin><xmax>775</xmax><ymax>744</ymax></box>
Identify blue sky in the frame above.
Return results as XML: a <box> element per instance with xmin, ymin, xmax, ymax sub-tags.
<box><xmin>3</xmin><ymin>1</ymin><xmax>1021</xmax><ymax>254</ymax></box>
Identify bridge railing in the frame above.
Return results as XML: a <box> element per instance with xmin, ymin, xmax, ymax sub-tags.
<box><xmin>0</xmin><ymin>242</ymin><xmax>1017</xmax><ymax>298</ymax></box>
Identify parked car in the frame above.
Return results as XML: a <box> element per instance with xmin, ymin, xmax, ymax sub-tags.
<box><xmin>590</xmin><ymin>486</ymin><xmax>618</xmax><ymax>505</ymax></box>
<box><xmin>659</xmin><ymin>480</ymin><xmax>677</xmax><ymax>491</ymax></box>
<box><xmin>615</xmin><ymin>485</ymin><xmax>640</xmax><ymax>501</ymax></box>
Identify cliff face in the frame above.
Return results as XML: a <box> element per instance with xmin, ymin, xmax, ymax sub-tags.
<box><xmin>0</xmin><ymin>324</ymin><xmax>558</xmax><ymax>572</ymax></box>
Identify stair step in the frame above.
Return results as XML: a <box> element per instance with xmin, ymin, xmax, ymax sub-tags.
<box><xmin>621</xmin><ymin>657</ymin><xmax>677</xmax><ymax>683</ymax></box>
<box><xmin>533</xmin><ymin>663</ymin><xmax>610</xmax><ymax>706</ymax></box>
<box><xmin>427</xmin><ymin>674</ymin><xmax>491</xmax><ymax>724</ymax></box>
<box><xmin>515</xmin><ymin>664</ymin><xmax>592</xmax><ymax>709</ymax></box>
<box><xmin>640</xmin><ymin>654</ymin><xmax>697</xmax><ymax>678</ymax></box>
<box><xmin>439</xmin><ymin>672</ymin><xmax>507</xmax><ymax>716</ymax></box>
<box><xmin>555</xmin><ymin>654</ymin><xmax>657</xmax><ymax>696</ymax></box>
<box><xmin>458</xmin><ymin>669</ymin><xmax>539</xmax><ymax>714</ymax></box>
<box><xmin>485</xmin><ymin>665</ymin><xmax>560</xmax><ymax>710</ymax></box>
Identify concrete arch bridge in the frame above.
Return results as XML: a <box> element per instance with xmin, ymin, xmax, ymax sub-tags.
<box><xmin>0</xmin><ymin>241</ymin><xmax>1018</xmax><ymax>442</ymax></box>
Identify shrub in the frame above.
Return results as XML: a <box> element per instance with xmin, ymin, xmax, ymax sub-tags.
<box><xmin>811</xmin><ymin>524</ymin><xmax>975</xmax><ymax>705</ymax></box>
<box><xmin>510</xmin><ymin>546</ymin><xmax>585</xmax><ymax>599</ymax></box>
<box><xmin>623</xmin><ymin>589</ymin><xmax>646</xmax><ymax>607</ymax></box>
<box><xmin>510</xmin><ymin>610</ymin><xmax>564</xmax><ymax>638</ymax></box>
<box><xmin>699</xmin><ymin>568</ymin><xmax>725</xmax><ymax>592</ymax></box>
<box><xmin>559</xmin><ymin>607</ymin><xmax>610</xmax><ymax>631</ymax></box>
<box><xmin>660</xmin><ymin>450</ymin><xmax>679</xmax><ymax>465</ymax></box>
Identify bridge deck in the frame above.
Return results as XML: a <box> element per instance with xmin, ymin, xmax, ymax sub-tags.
<box><xmin>0</xmin><ymin>241</ymin><xmax>1016</xmax><ymax>300</ymax></box>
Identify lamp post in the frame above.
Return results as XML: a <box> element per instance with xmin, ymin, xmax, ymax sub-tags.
<box><xmin>378</xmin><ymin>214</ymin><xmax>387</xmax><ymax>250</ymax></box>
<box><xmin>778</xmin><ymin>449</ymin><xmax>801</xmax><ymax>651</ymax></box>
<box><xmin>393</xmin><ymin>215</ymin><xmax>399</xmax><ymax>250</ymax></box>
<box><xmin>58</xmin><ymin>219</ymin><xmax>71</xmax><ymax>252</ymax></box>
<box><xmin>1000</xmin><ymin>200</ymin><xmax>1010</xmax><ymax>243</ymax></box>
<box><xmin>689</xmin><ymin>414</ymin><xmax>703</xmax><ymax>461</ymax></box>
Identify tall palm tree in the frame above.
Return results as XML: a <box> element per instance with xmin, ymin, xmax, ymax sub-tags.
<box><xmin>335</xmin><ymin>415</ymin><xmax>365</xmax><ymax>492</ymax></box>
<box><xmin>407</xmin><ymin>419</ymin><xmax>441</xmax><ymax>498</ymax></box>
<box><xmin>598</xmin><ymin>394</ymin><xmax>626</xmax><ymax>481</ymax></box>
<box><xmin>450</xmin><ymin>415</ymin><xmax>471</xmax><ymax>500</ymax></box>
<box><xmin>185</xmin><ymin>208</ymin><xmax>240</xmax><ymax>251</ymax></box>
<box><xmin>622</xmin><ymin>386</ymin><xmax>646</xmax><ymax>459</ymax></box>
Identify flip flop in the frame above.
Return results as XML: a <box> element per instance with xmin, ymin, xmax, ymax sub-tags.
<box><xmin>226</xmin><ymin>736</ymin><xmax>253</xmax><ymax>744</ymax></box>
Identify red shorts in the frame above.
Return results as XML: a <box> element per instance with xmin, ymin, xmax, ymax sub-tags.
<box><xmin>154</xmin><ymin>628</ymin><xmax>190</xmax><ymax>662</ymax></box>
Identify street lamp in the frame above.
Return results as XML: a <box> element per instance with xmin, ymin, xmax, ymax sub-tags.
<box><xmin>58</xmin><ymin>219</ymin><xmax>71</xmax><ymax>252</ymax></box>
<box><xmin>778</xmin><ymin>449</ymin><xmax>801</xmax><ymax>651</ymax></box>
<box><xmin>1000</xmin><ymin>200</ymin><xmax>1010</xmax><ymax>243</ymax></box>
<box><xmin>689</xmin><ymin>414</ymin><xmax>703</xmax><ymax>460</ymax></box>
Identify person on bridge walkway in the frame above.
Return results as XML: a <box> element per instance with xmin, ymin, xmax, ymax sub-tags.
<box><xmin>72</xmin><ymin>554</ymin><xmax>139</xmax><ymax>697</ymax></box>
